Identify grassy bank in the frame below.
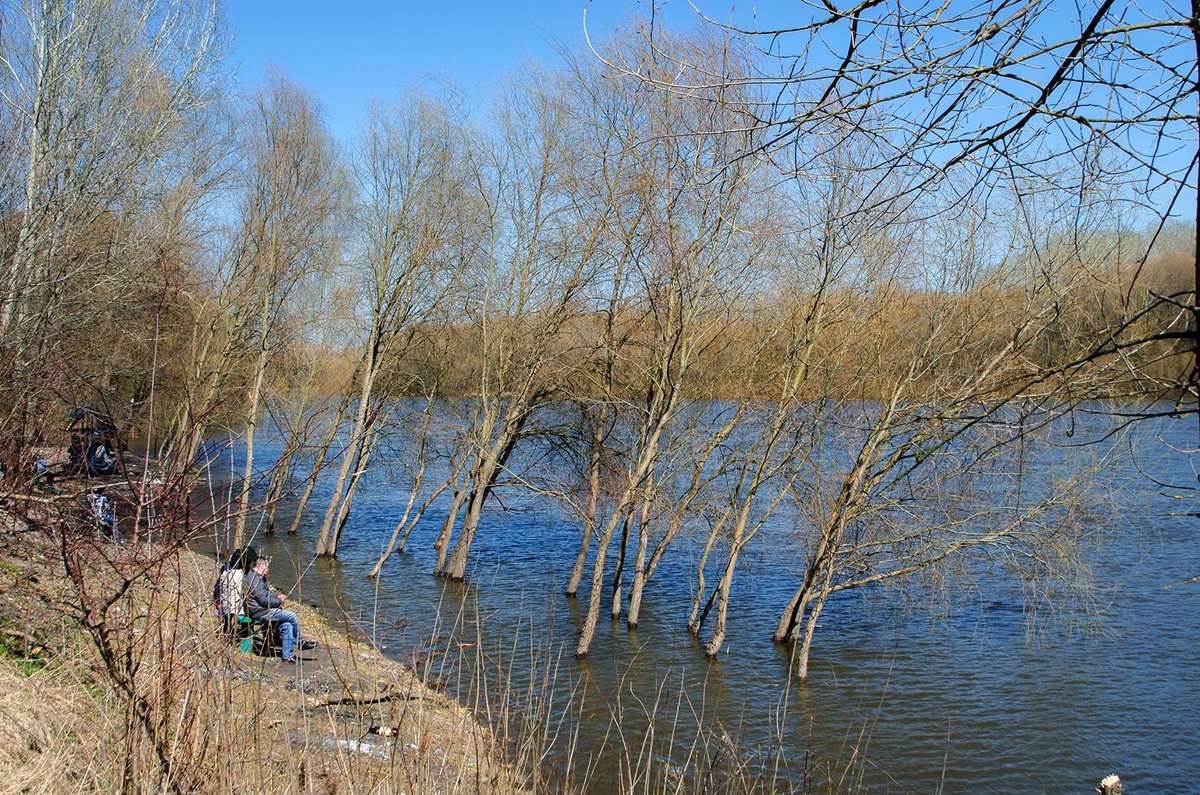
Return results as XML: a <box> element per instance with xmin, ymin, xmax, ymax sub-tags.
<box><xmin>0</xmin><ymin>501</ymin><xmax>524</xmax><ymax>794</ymax></box>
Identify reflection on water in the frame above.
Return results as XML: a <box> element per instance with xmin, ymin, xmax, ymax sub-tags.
<box><xmin>207</xmin><ymin>413</ymin><xmax>1200</xmax><ymax>793</ymax></box>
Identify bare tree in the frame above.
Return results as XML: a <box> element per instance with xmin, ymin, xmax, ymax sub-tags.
<box><xmin>430</xmin><ymin>68</ymin><xmax>606</xmax><ymax>582</ymax></box>
<box><xmin>0</xmin><ymin>0</ymin><xmax>222</xmax><ymax>468</ymax></box>
<box><xmin>223</xmin><ymin>74</ymin><xmax>344</xmax><ymax>548</ymax></box>
<box><xmin>768</xmin><ymin>189</ymin><xmax>1134</xmax><ymax>678</ymax></box>
<box><xmin>313</xmin><ymin>90</ymin><xmax>481</xmax><ymax>558</ymax></box>
<box><xmin>568</xmin><ymin>32</ymin><xmax>771</xmax><ymax>657</ymax></box>
<box><xmin>600</xmin><ymin>0</ymin><xmax>1199</xmax><ymax>430</ymax></box>
<box><xmin>551</xmin><ymin>50</ymin><xmax>647</xmax><ymax>599</ymax></box>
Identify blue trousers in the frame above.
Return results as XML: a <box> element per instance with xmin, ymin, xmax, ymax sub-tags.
<box><xmin>258</xmin><ymin>609</ymin><xmax>302</xmax><ymax>660</ymax></box>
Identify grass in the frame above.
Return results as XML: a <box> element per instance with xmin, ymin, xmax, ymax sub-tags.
<box><xmin>0</xmin><ymin>628</ymin><xmax>47</xmax><ymax>676</ymax></box>
<box><xmin>0</xmin><ymin>502</ymin><xmax>527</xmax><ymax>794</ymax></box>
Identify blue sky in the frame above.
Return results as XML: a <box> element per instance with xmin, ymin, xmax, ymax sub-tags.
<box><xmin>222</xmin><ymin>1</ymin><xmax>806</xmax><ymax>141</ymax></box>
<box><xmin>224</xmin><ymin>1</ymin><xmax>671</xmax><ymax>141</ymax></box>
<box><xmin>223</xmin><ymin>1</ymin><xmax>1193</xmax><ymax>221</ymax></box>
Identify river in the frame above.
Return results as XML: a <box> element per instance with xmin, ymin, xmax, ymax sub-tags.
<box><xmin>208</xmin><ymin>407</ymin><xmax>1199</xmax><ymax>793</ymax></box>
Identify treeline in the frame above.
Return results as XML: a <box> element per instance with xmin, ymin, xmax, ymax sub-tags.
<box><xmin>0</xmin><ymin>0</ymin><xmax>1194</xmax><ymax>679</ymax></box>
<box><xmin>346</xmin><ymin>255</ymin><xmax>1192</xmax><ymax>404</ymax></box>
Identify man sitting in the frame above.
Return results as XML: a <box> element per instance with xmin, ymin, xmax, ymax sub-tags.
<box><xmin>244</xmin><ymin>556</ymin><xmax>317</xmax><ymax>662</ymax></box>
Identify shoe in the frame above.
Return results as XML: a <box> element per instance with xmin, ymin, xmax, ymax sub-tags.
<box><xmin>281</xmin><ymin>656</ymin><xmax>297</xmax><ymax>663</ymax></box>
<box><xmin>300</xmin><ymin>640</ymin><xmax>318</xmax><ymax>650</ymax></box>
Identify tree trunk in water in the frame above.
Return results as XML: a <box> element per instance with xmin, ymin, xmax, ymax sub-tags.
<box><xmin>774</xmin><ymin>507</ymin><xmax>849</xmax><ymax>642</ymax></box>
<box><xmin>691</xmin><ymin>554</ymin><xmax>715</xmax><ymax>634</ymax></box>
<box><xmin>773</xmin><ymin>586</ymin><xmax>804</xmax><ymax>644</ymax></box>
<box><xmin>703</xmin><ymin>543</ymin><xmax>744</xmax><ymax>658</ymax></box>
<box><xmin>434</xmin><ymin>486</ymin><xmax>467</xmax><ymax>575</ymax></box>
<box><xmin>687</xmin><ymin>519</ymin><xmax>723</xmax><ymax>635</ymax></box>
<box><xmin>285</xmin><ymin>468</ymin><xmax>319</xmax><ymax>535</ymax></box>
<box><xmin>774</xmin><ymin>553</ymin><xmax>826</xmax><ymax>645</ymax></box>
<box><xmin>792</xmin><ymin>593</ymin><xmax>829</xmax><ymax>681</ymax></box>
<box><xmin>233</xmin><ymin>335</ymin><xmax>270</xmax><ymax>549</ymax></box>
<box><xmin>774</xmin><ymin>522</ymin><xmax>843</xmax><ymax>679</ymax></box>
<box><xmin>263</xmin><ymin>467</ymin><xmax>286</xmax><ymax>533</ymax></box>
<box><xmin>610</xmin><ymin>509</ymin><xmax>631</xmax><ymax>620</ymax></box>
<box><xmin>792</xmin><ymin>532</ymin><xmax>844</xmax><ymax>680</ymax></box>
<box><xmin>443</xmin><ymin>474</ymin><xmax>491</xmax><ymax>581</ymax></box>
<box><xmin>626</xmin><ymin>570</ymin><xmax>646</xmax><ymax>630</ymax></box>
<box><xmin>625</xmin><ymin>496</ymin><xmax>653</xmax><ymax>629</ymax></box>
<box><xmin>315</xmin><ymin>365</ymin><xmax>376</xmax><ymax>557</ymax></box>
<box><xmin>575</xmin><ymin>510</ymin><xmax>623</xmax><ymax>658</ymax></box>
<box><xmin>566</xmin><ymin>406</ymin><xmax>608</xmax><ymax>596</ymax></box>
<box><xmin>314</xmin><ymin>429</ymin><xmax>358</xmax><ymax>556</ymax></box>
<box><xmin>565</xmin><ymin>519</ymin><xmax>592</xmax><ymax>598</ymax></box>
<box><xmin>442</xmin><ymin>405</ymin><xmax>528</xmax><ymax>580</ymax></box>
<box><xmin>325</xmin><ymin>433</ymin><xmax>374</xmax><ymax>557</ymax></box>
<box><xmin>701</xmin><ymin>502</ymin><xmax>757</xmax><ymax>655</ymax></box>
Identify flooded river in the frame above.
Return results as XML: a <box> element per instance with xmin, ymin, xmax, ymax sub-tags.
<box><xmin>212</xmin><ymin>409</ymin><xmax>1199</xmax><ymax>793</ymax></box>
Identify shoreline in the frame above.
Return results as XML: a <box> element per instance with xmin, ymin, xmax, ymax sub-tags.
<box><xmin>0</xmin><ymin>502</ymin><xmax>528</xmax><ymax>793</ymax></box>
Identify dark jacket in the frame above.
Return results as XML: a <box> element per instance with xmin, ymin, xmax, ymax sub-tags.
<box><xmin>244</xmin><ymin>569</ymin><xmax>282</xmax><ymax>619</ymax></box>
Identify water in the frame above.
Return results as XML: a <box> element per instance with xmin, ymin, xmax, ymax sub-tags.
<box><xmin>210</xmin><ymin>408</ymin><xmax>1200</xmax><ymax>793</ymax></box>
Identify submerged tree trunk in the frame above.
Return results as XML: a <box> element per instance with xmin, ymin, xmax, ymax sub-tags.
<box><xmin>232</xmin><ymin>345</ymin><xmax>268</xmax><ymax>548</ymax></box>
<box><xmin>610</xmin><ymin>508</ymin><xmax>632</xmax><ymax>621</ymax></box>
<box><xmin>788</xmin><ymin>552</ymin><xmax>839</xmax><ymax>681</ymax></box>
<box><xmin>772</xmin><ymin>432</ymin><xmax>879</xmax><ymax>678</ymax></box>
<box><xmin>284</xmin><ymin>396</ymin><xmax>350</xmax><ymax>535</ymax></box>
<box><xmin>688</xmin><ymin>507</ymin><xmax>729</xmax><ymax>635</ymax></box>
<box><xmin>625</xmin><ymin>496</ymin><xmax>652</xmax><ymax>628</ymax></box>
<box><xmin>566</xmin><ymin>404</ymin><xmax>610</xmax><ymax>597</ymax></box>
<box><xmin>434</xmin><ymin>483</ymin><xmax>468</xmax><ymax>575</ymax></box>
<box><xmin>315</xmin><ymin>349</ymin><xmax>379</xmax><ymax>557</ymax></box>
<box><xmin>442</xmin><ymin>482</ymin><xmax>488</xmax><ymax>581</ymax></box>
<box><xmin>441</xmin><ymin>403</ymin><xmax>531</xmax><ymax>580</ymax></box>
<box><xmin>325</xmin><ymin>425</ymin><xmax>378</xmax><ymax>556</ymax></box>
<box><xmin>565</xmin><ymin>508</ymin><xmax>595</xmax><ymax>598</ymax></box>
<box><xmin>575</xmin><ymin>507</ymin><xmax>625</xmax><ymax>657</ymax></box>
<box><xmin>701</xmin><ymin>500</ymin><xmax>760</xmax><ymax>657</ymax></box>
<box><xmin>441</xmin><ymin>452</ymin><xmax>503</xmax><ymax>581</ymax></box>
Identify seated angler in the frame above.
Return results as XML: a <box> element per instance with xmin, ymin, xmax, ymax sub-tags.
<box><xmin>244</xmin><ymin>555</ymin><xmax>317</xmax><ymax>662</ymax></box>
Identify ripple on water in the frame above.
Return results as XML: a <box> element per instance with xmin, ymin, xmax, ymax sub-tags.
<box><xmin>227</xmin><ymin>415</ymin><xmax>1199</xmax><ymax>794</ymax></box>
